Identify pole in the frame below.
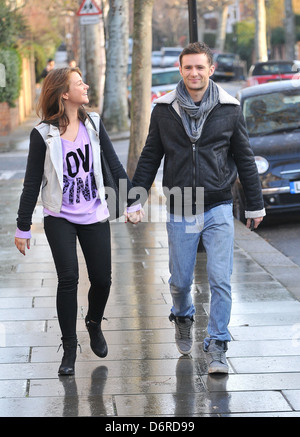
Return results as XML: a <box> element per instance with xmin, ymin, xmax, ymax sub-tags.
<box><xmin>78</xmin><ymin>0</ymin><xmax>86</xmax><ymax>79</ymax></box>
<box><xmin>188</xmin><ymin>0</ymin><xmax>198</xmax><ymax>43</ymax></box>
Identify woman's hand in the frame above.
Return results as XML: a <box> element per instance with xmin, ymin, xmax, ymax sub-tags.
<box><xmin>15</xmin><ymin>237</ymin><xmax>30</xmax><ymax>256</ymax></box>
<box><xmin>125</xmin><ymin>208</ymin><xmax>145</xmax><ymax>224</ymax></box>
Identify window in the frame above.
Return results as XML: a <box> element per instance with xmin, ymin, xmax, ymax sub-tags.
<box><xmin>244</xmin><ymin>89</ymin><xmax>300</xmax><ymax>136</ymax></box>
<box><xmin>152</xmin><ymin>71</ymin><xmax>182</xmax><ymax>87</ymax></box>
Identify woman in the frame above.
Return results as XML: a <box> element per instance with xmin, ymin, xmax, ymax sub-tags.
<box><xmin>15</xmin><ymin>67</ymin><xmax>141</xmax><ymax>375</ymax></box>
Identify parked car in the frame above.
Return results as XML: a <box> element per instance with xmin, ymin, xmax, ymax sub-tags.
<box><xmin>233</xmin><ymin>80</ymin><xmax>300</xmax><ymax>221</ymax></box>
<box><xmin>246</xmin><ymin>60</ymin><xmax>300</xmax><ymax>87</ymax></box>
<box><xmin>127</xmin><ymin>67</ymin><xmax>182</xmax><ymax>116</ymax></box>
<box><xmin>151</xmin><ymin>67</ymin><xmax>182</xmax><ymax>103</ymax></box>
<box><xmin>294</xmin><ymin>59</ymin><xmax>300</xmax><ymax>70</ymax></box>
<box><xmin>160</xmin><ymin>47</ymin><xmax>182</xmax><ymax>68</ymax></box>
<box><xmin>211</xmin><ymin>52</ymin><xmax>246</xmax><ymax>82</ymax></box>
<box><xmin>151</xmin><ymin>51</ymin><xmax>162</xmax><ymax>67</ymax></box>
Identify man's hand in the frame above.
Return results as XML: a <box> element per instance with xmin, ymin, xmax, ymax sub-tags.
<box><xmin>125</xmin><ymin>208</ymin><xmax>145</xmax><ymax>224</ymax></box>
<box><xmin>246</xmin><ymin>217</ymin><xmax>264</xmax><ymax>231</ymax></box>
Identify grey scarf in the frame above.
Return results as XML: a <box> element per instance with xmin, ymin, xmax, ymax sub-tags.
<box><xmin>176</xmin><ymin>79</ymin><xmax>219</xmax><ymax>143</ymax></box>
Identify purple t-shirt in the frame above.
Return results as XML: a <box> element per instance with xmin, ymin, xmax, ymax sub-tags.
<box><xmin>16</xmin><ymin>122</ymin><xmax>140</xmax><ymax>239</ymax></box>
<box><xmin>43</xmin><ymin>121</ymin><xmax>110</xmax><ymax>224</ymax></box>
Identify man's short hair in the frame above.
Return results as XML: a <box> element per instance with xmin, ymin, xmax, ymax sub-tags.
<box><xmin>179</xmin><ymin>42</ymin><xmax>213</xmax><ymax>67</ymax></box>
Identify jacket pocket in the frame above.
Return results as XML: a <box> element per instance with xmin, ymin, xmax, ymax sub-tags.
<box><xmin>217</xmin><ymin>150</ymin><xmax>230</xmax><ymax>186</ymax></box>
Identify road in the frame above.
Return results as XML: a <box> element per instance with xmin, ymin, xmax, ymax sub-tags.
<box><xmin>222</xmin><ymin>81</ymin><xmax>300</xmax><ymax>269</ymax></box>
<box><xmin>256</xmin><ymin>212</ymin><xmax>300</xmax><ymax>267</ymax></box>
<box><xmin>1</xmin><ymin>80</ymin><xmax>299</xmax><ymax>268</ymax></box>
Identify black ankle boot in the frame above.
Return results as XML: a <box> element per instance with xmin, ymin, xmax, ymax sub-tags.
<box><xmin>58</xmin><ymin>338</ymin><xmax>79</xmax><ymax>376</ymax></box>
<box><xmin>85</xmin><ymin>317</ymin><xmax>108</xmax><ymax>358</ymax></box>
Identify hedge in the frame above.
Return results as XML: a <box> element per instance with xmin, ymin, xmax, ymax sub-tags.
<box><xmin>0</xmin><ymin>47</ymin><xmax>22</xmax><ymax>107</ymax></box>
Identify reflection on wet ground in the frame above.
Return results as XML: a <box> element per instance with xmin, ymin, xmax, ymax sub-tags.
<box><xmin>1</xmin><ymin>178</ymin><xmax>300</xmax><ymax>417</ymax></box>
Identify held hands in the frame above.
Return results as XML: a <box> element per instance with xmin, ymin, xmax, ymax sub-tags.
<box><xmin>124</xmin><ymin>208</ymin><xmax>145</xmax><ymax>224</ymax></box>
<box><xmin>15</xmin><ymin>237</ymin><xmax>30</xmax><ymax>256</ymax></box>
<box><xmin>125</xmin><ymin>212</ymin><xmax>265</xmax><ymax>227</ymax></box>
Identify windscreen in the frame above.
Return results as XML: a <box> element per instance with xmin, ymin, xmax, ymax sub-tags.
<box><xmin>253</xmin><ymin>63</ymin><xmax>295</xmax><ymax>75</ymax></box>
<box><xmin>152</xmin><ymin>70</ymin><xmax>182</xmax><ymax>86</ymax></box>
<box><xmin>243</xmin><ymin>86</ymin><xmax>300</xmax><ymax>136</ymax></box>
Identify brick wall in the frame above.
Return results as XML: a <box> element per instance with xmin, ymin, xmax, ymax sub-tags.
<box><xmin>0</xmin><ymin>51</ymin><xmax>35</xmax><ymax>138</ymax></box>
<box><xmin>0</xmin><ymin>101</ymin><xmax>20</xmax><ymax>136</ymax></box>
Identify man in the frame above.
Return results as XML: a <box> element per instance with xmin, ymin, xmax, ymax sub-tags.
<box><xmin>130</xmin><ymin>42</ymin><xmax>265</xmax><ymax>373</ymax></box>
<box><xmin>40</xmin><ymin>58</ymin><xmax>55</xmax><ymax>79</ymax></box>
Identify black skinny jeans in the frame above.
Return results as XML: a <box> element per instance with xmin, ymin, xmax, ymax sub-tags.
<box><xmin>44</xmin><ymin>216</ymin><xmax>111</xmax><ymax>340</ymax></box>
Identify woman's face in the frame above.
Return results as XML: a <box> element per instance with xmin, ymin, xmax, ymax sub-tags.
<box><xmin>63</xmin><ymin>72</ymin><xmax>89</xmax><ymax>106</ymax></box>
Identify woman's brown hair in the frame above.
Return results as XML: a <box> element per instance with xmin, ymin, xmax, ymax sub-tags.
<box><xmin>36</xmin><ymin>67</ymin><xmax>87</xmax><ymax>134</ymax></box>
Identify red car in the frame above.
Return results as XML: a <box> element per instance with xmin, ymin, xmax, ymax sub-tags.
<box><xmin>246</xmin><ymin>61</ymin><xmax>300</xmax><ymax>87</ymax></box>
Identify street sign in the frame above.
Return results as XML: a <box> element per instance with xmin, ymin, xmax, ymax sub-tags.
<box><xmin>77</xmin><ymin>0</ymin><xmax>101</xmax><ymax>16</ymax></box>
<box><xmin>77</xmin><ymin>0</ymin><xmax>102</xmax><ymax>25</ymax></box>
<box><xmin>80</xmin><ymin>15</ymin><xmax>100</xmax><ymax>25</ymax></box>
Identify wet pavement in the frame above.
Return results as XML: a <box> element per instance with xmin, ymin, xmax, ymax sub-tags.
<box><xmin>1</xmin><ymin>114</ymin><xmax>300</xmax><ymax>418</ymax></box>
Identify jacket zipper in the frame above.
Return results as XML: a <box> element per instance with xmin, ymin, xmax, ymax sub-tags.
<box><xmin>168</xmin><ymin>103</ymin><xmax>220</xmax><ymax>209</ymax></box>
<box><xmin>189</xmin><ymin>106</ymin><xmax>220</xmax><ymax>208</ymax></box>
<box><xmin>192</xmin><ymin>143</ymin><xmax>196</xmax><ymax>205</ymax></box>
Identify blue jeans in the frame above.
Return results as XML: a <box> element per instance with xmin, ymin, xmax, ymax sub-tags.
<box><xmin>166</xmin><ymin>203</ymin><xmax>234</xmax><ymax>349</ymax></box>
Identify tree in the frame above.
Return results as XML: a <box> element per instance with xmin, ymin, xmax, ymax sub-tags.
<box><xmin>0</xmin><ymin>0</ymin><xmax>26</xmax><ymax>47</ymax></box>
<box><xmin>0</xmin><ymin>1</ymin><xmax>24</xmax><ymax>106</ymax></box>
<box><xmin>196</xmin><ymin>0</ymin><xmax>216</xmax><ymax>43</ymax></box>
<box><xmin>127</xmin><ymin>0</ymin><xmax>154</xmax><ymax>180</ymax></box>
<box><xmin>214</xmin><ymin>0</ymin><xmax>236</xmax><ymax>52</ymax></box>
<box><xmin>255</xmin><ymin>0</ymin><xmax>268</xmax><ymax>61</ymax></box>
<box><xmin>102</xmin><ymin>0</ymin><xmax>129</xmax><ymax>132</ymax></box>
<box><xmin>284</xmin><ymin>0</ymin><xmax>296</xmax><ymax>59</ymax></box>
<box><xmin>215</xmin><ymin>2</ymin><xmax>229</xmax><ymax>52</ymax></box>
<box><xmin>189</xmin><ymin>0</ymin><xmax>235</xmax><ymax>51</ymax></box>
<box><xmin>152</xmin><ymin>0</ymin><xmax>188</xmax><ymax>49</ymax></box>
<box><xmin>235</xmin><ymin>20</ymin><xmax>255</xmax><ymax>68</ymax></box>
<box><xmin>80</xmin><ymin>19</ymin><xmax>102</xmax><ymax>107</ymax></box>
<box><xmin>20</xmin><ymin>0</ymin><xmax>78</xmax><ymax>80</ymax></box>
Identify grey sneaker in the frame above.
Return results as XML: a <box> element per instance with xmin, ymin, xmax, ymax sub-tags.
<box><xmin>169</xmin><ymin>313</ymin><xmax>194</xmax><ymax>355</ymax></box>
<box><xmin>205</xmin><ymin>340</ymin><xmax>229</xmax><ymax>374</ymax></box>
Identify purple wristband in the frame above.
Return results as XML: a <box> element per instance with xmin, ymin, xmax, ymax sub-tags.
<box><xmin>15</xmin><ymin>228</ymin><xmax>31</xmax><ymax>239</ymax></box>
<box><xmin>127</xmin><ymin>203</ymin><xmax>141</xmax><ymax>213</ymax></box>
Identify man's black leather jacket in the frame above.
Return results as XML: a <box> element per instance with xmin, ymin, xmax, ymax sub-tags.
<box><xmin>131</xmin><ymin>87</ymin><xmax>265</xmax><ymax>217</ymax></box>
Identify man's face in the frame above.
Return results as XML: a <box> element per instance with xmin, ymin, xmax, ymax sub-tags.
<box><xmin>179</xmin><ymin>53</ymin><xmax>215</xmax><ymax>95</ymax></box>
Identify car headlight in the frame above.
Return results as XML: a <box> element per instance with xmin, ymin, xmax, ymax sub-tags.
<box><xmin>255</xmin><ymin>156</ymin><xmax>269</xmax><ymax>174</ymax></box>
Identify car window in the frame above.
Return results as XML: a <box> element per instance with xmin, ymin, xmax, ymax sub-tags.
<box><xmin>163</xmin><ymin>50</ymin><xmax>181</xmax><ymax>57</ymax></box>
<box><xmin>152</xmin><ymin>70</ymin><xmax>182</xmax><ymax>86</ymax></box>
<box><xmin>217</xmin><ymin>55</ymin><xmax>235</xmax><ymax>63</ymax></box>
<box><xmin>253</xmin><ymin>63</ymin><xmax>294</xmax><ymax>75</ymax></box>
<box><xmin>279</xmin><ymin>64</ymin><xmax>295</xmax><ymax>73</ymax></box>
<box><xmin>243</xmin><ymin>88</ymin><xmax>300</xmax><ymax>136</ymax></box>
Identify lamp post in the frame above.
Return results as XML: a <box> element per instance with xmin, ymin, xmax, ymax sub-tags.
<box><xmin>188</xmin><ymin>0</ymin><xmax>198</xmax><ymax>43</ymax></box>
